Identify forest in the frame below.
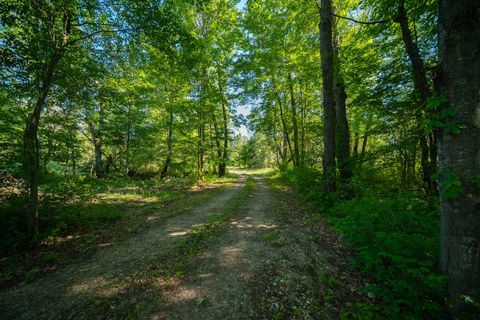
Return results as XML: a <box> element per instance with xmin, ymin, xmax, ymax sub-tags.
<box><xmin>0</xmin><ymin>0</ymin><xmax>479</xmax><ymax>319</ymax></box>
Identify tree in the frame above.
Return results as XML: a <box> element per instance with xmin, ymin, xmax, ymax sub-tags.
<box><xmin>437</xmin><ymin>0</ymin><xmax>480</xmax><ymax>315</ymax></box>
<box><xmin>319</xmin><ymin>0</ymin><xmax>337</xmax><ymax>193</ymax></box>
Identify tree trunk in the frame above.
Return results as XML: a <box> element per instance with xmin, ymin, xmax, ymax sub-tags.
<box><xmin>361</xmin><ymin>132</ymin><xmax>368</xmax><ymax>156</ymax></box>
<box><xmin>353</xmin><ymin>132</ymin><xmax>359</xmax><ymax>156</ymax></box>
<box><xmin>359</xmin><ymin>128</ymin><xmax>369</xmax><ymax>168</ymax></box>
<box><xmin>334</xmin><ymin>76</ymin><xmax>352</xmax><ymax>183</ymax></box>
<box><xmin>288</xmin><ymin>73</ymin><xmax>300</xmax><ymax>167</ymax></box>
<box><xmin>87</xmin><ymin>121</ymin><xmax>104</xmax><ymax>178</ymax></box>
<box><xmin>319</xmin><ymin>0</ymin><xmax>336</xmax><ymax>193</ymax></box>
<box><xmin>161</xmin><ymin>110</ymin><xmax>174</xmax><ymax>179</ymax></box>
<box><xmin>277</xmin><ymin>94</ymin><xmax>294</xmax><ymax>166</ymax></box>
<box><xmin>212</xmin><ymin>113</ymin><xmax>223</xmax><ymax>176</ymax></box>
<box><xmin>300</xmin><ymin>83</ymin><xmax>306</xmax><ymax>166</ymax></box>
<box><xmin>24</xmin><ymin>51</ymin><xmax>63</xmax><ymax>238</ymax></box>
<box><xmin>217</xmin><ymin>67</ymin><xmax>229</xmax><ymax>177</ymax></box>
<box><xmin>125</xmin><ymin>105</ymin><xmax>132</xmax><ymax>176</ymax></box>
<box><xmin>396</xmin><ymin>0</ymin><xmax>437</xmax><ymax>195</ymax></box>
<box><xmin>438</xmin><ymin>0</ymin><xmax>480</xmax><ymax>316</ymax></box>
<box><xmin>197</xmin><ymin>66</ymin><xmax>208</xmax><ymax>180</ymax></box>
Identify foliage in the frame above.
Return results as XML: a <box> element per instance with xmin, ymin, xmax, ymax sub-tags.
<box><xmin>330</xmin><ymin>192</ymin><xmax>445</xmax><ymax>318</ymax></box>
<box><xmin>0</xmin><ymin>173</ymin><xmax>202</xmax><ymax>256</ymax></box>
<box><xmin>272</xmin><ymin>168</ymin><xmax>447</xmax><ymax>319</ymax></box>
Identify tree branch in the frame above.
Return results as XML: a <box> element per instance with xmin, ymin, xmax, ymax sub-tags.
<box><xmin>65</xmin><ymin>28</ymin><xmax>134</xmax><ymax>47</ymax></box>
<box><xmin>332</xmin><ymin>13</ymin><xmax>390</xmax><ymax>25</ymax></box>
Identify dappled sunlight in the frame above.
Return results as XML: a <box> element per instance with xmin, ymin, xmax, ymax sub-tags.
<box><xmin>98</xmin><ymin>192</ymin><xmax>161</xmax><ymax>204</ymax></box>
<box><xmin>196</xmin><ymin>272</ymin><xmax>214</xmax><ymax>279</ymax></box>
<box><xmin>169</xmin><ymin>231</ymin><xmax>188</xmax><ymax>237</ymax></box>
<box><xmin>257</xmin><ymin>223</ymin><xmax>278</xmax><ymax>229</ymax></box>
<box><xmin>218</xmin><ymin>246</ymin><xmax>246</xmax><ymax>267</ymax></box>
<box><xmin>41</xmin><ymin>234</ymin><xmax>81</xmax><ymax>246</ymax></box>
<box><xmin>165</xmin><ymin>286</ymin><xmax>201</xmax><ymax>304</ymax></box>
<box><xmin>70</xmin><ymin>276</ymin><xmax>108</xmax><ymax>294</ymax></box>
<box><xmin>98</xmin><ymin>242</ymin><xmax>111</xmax><ymax>247</ymax></box>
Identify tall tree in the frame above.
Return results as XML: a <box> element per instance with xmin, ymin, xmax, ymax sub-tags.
<box><xmin>394</xmin><ymin>0</ymin><xmax>437</xmax><ymax>195</ymax></box>
<box><xmin>20</xmin><ymin>1</ymin><xmax>75</xmax><ymax>237</ymax></box>
<box><xmin>437</xmin><ymin>0</ymin><xmax>480</xmax><ymax>315</ymax></box>
<box><xmin>319</xmin><ymin>0</ymin><xmax>337</xmax><ymax>193</ymax></box>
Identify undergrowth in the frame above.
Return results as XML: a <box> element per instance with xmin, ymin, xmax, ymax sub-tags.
<box><xmin>263</xmin><ymin>167</ymin><xmax>447</xmax><ymax>319</ymax></box>
<box><xmin>0</xmin><ymin>173</ymin><xmax>238</xmax><ymax>256</ymax></box>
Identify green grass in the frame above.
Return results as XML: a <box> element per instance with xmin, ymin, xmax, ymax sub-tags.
<box><xmin>0</xmin><ymin>172</ymin><xmax>239</xmax><ymax>287</ymax></box>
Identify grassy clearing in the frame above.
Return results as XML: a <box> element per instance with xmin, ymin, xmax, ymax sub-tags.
<box><xmin>0</xmin><ymin>173</ymin><xmax>237</xmax><ymax>287</ymax></box>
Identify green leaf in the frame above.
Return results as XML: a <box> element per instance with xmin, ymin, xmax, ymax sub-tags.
<box><xmin>426</xmin><ymin>96</ymin><xmax>447</xmax><ymax>110</ymax></box>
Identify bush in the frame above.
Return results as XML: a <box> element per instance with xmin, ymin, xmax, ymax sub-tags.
<box><xmin>329</xmin><ymin>193</ymin><xmax>446</xmax><ymax>318</ymax></box>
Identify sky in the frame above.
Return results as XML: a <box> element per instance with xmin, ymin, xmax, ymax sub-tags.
<box><xmin>237</xmin><ymin>0</ymin><xmax>247</xmax><ymax>10</ymax></box>
<box><xmin>234</xmin><ymin>0</ymin><xmax>251</xmax><ymax>137</ymax></box>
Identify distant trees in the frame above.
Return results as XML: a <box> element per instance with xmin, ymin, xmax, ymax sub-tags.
<box><xmin>0</xmin><ymin>0</ymin><xmax>241</xmax><ymax>237</ymax></box>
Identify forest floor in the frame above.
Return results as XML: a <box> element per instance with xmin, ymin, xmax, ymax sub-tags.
<box><xmin>0</xmin><ymin>170</ymin><xmax>371</xmax><ymax>319</ymax></box>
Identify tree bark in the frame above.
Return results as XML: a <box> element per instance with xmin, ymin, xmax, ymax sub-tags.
<box><xmin>353</xmin><ymin>132</ymin><xmax>359</xmax><ymax>156</ymax></box>
<box><xmin>125</xmin><ymin>105</ymin><xmax>132</xmax><ymax>176</ymax></box>
<box><xmin>197</xmin><ymin>66</ymin><xmax>207</xmax><ymax>180</ymax></box>
<box><xmin>87</xmin><ymin>111</ymin><xmax>105</xmax><ymax>179</ymax></box>
<box><xmin>300</xmin><ymin>83</ymin><xmax>307</xmax><ymax>166</ymax></box>
<box><xmin>334</xmin><ymin>76</ymin><xmax>352</xmax><ymax>183</ymax></box>
<box><xmin>24</xmin><ymin>50</ymin><xmax>65</xmax><ymax>238</ymax></box>
<box><xmin>277</xmin><ymin>93</ymin><xmax>294</xmax><ymax>166</ymax></box>
<box><xmin>161</xmin><ymin>110</ymin><xmax>174</xmax><ymax>179</ymax></box>
<box><xmin>288</xmin><ymin>73</ymin><xmax>300</xmax><ymax>167</ymax></box>
<box><xmin>212</xmin><ymin>113</ymin><xmax>223</xmax><ymax>176</ymax></box>
<box><xmin>217</xmin><ymin>67</ymin><xmax>229</xmax><ymax>177</ymax></box>
<box><xmin>438</xmin><ymin>0</ymin><xmax>480</xmax><ymax>316</ymax></box>
<box><xmin>319</xmin><ymin>0</ymin><xmax>336</xmax><ymax>193</ymax></box>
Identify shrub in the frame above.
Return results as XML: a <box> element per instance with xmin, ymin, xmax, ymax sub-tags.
<box><xmin>274</xmin><ymin>168</ymin><xmax>447</xmax><ymax>319</ymax></box>
<box><xmin>329</xmin><ymin>193</ymin><xmax>446</xmax><ymax>318</ymax></box>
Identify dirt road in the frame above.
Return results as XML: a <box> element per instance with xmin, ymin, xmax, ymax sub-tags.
<box><xmin>0</xmin><ymin>172</ymin><xmax>368</xmax><ymax>319</ymax></box>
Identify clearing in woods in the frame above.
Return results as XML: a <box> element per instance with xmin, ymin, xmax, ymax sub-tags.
<box><xmin>0</xmin><ymin>170</ymin><xmax>369</xmax><ymax>319</ymax></box>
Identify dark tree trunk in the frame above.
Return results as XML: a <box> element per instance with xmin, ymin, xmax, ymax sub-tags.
<box><xmin>282</xmin><ymin>130</ymin><xmax>288</xmax><ymax>167</ymax></box>
<box><xmin>288</xmin><ymin>73</ymin><xmax>300</xmax><ymax>167</ymax></box>
<box><xmin>277</xmin><ymin>94</ymin><xmax>294</xmax><ymax>166</ymax></box>
<box><xmin>197</xmin><ymin>121</ymin><xmax>205</xmax><ymax>179</ymax></box>
<box><xmin>105</xmin><ymin>155</ymin><xmax>112</xmax><ymax>177</ymax></box>
<box><xmin>212</xmin><ymin>113</ymin><xmax>223</xmax><ymax>176</ymax></box>
<box><xmin>161</xmin><ymin>110</ymin><xmax>174</xmax><ymax>179</ymax></box>
<box><xmin>353</xmin><ymin>132</ymin><xmax>359</xmax><ymax>156</ymax></box>
<box><xmin>88</xmin><ymin>121</ymin><xmax>104</xmax><ymax>178</ymax></box>
<box><xmin>197</xmin><ymin>66</ymin><xmax>207</xmax><ymax>180</ymax></box>
<box><xmin>361</xmin><ymin>132</ymin><xmax>368</xmax><ymax>156</ymax></box>
<box><xmin>71</xmin><ymin>149</ymin><xmax>76</xmax><ymax>175</ymax></box>
<box><xmin>334</xmin><ymin>77</ymin><xmax>352</xmax><ymax>183</ymax></box>
<box><xmin>125</xmin><ymin>106</ymin><xmax>132</xmax><ymax>176</ymax></box>
<box><xmin>299</xmin><ymin>83</ymin><xmax>306</xmax><ymax>166</ymax></box>
<box><xmin>438</xmin><ymin>0</ymin><xmax>480</xmax><ymax>316</ymax></box>
<box><xmin>24</xmin><ymin>50</ymin><xmax>63</xmax><ymax>238</ymax></box>
<box><xmin>217</xmin><ymin>67</ymin><xmax>229</xmax><ymax>177</ymax></box>
<box><xmin>319</xmin><ymin>0</ymin><xmax>336</xmax><ymax>193</ymax></box>
<box><xmin>358</xmin><ymin>128</ymin><xmax>369</xmax><ymax>168</ymax></box>
<box><xmin>395</xmin><ymin>0</ymin><xmax>437</xmax><ymax>195</ymax></box>
<box><xmin>23</xmin><ymin>8</ymin><xmax>71</xmax><ymax>238</ymax></box>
